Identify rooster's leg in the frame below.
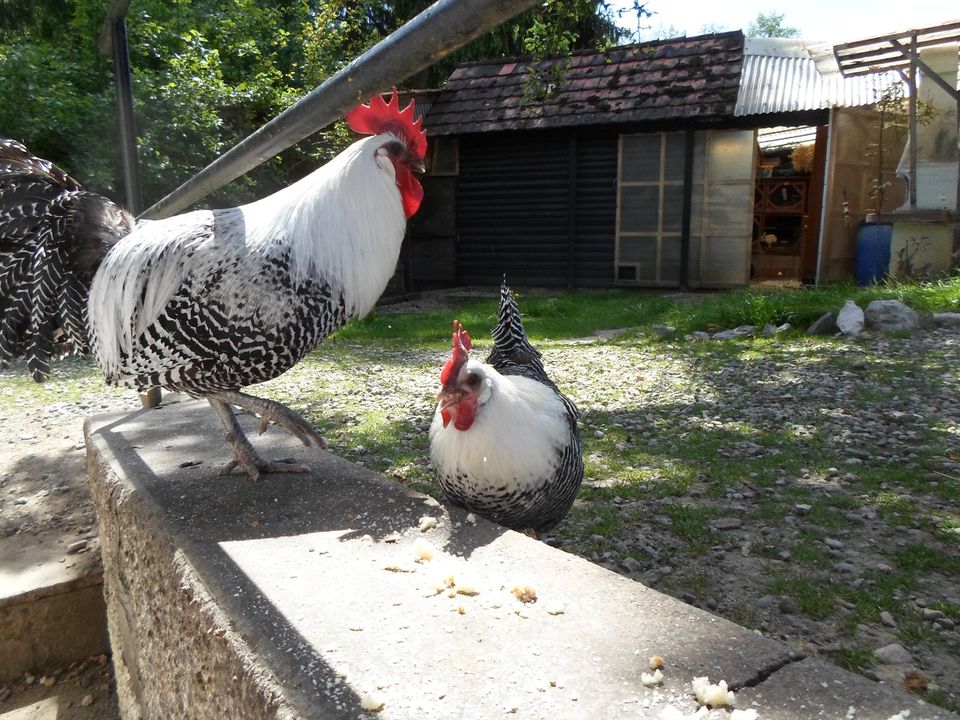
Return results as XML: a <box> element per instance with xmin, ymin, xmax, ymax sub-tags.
<box><xmin>207</xmin><ymin>394</ymin><xmax>324</xmax><ymax>481</ymax></box>
<box><xmin>209</xmin><ymin>390</ymin><xmax>328</xmax><ymax>448</ymax></box>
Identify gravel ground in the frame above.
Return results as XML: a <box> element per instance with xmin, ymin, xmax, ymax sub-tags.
<box><xmin>1</xmin><ymin>320</ymin><xmax>958</xmax><ymax>712</ymax></box>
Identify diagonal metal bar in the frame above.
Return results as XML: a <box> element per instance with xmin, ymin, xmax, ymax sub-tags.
<box><xmin>140</xmin><ymin>0</ymin><xmax>539</xmax><ymax>220</ymax></box>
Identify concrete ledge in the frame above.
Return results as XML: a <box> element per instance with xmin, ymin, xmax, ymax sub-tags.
<box><xmin>0</xmin><ymin>573</ymin><xmax>107</xmax><ymax>684</ymax></box>
<box><xmin>85</xmin><ymin>396</ymin><xmax>958</xmax><ymax>720</ymax></box>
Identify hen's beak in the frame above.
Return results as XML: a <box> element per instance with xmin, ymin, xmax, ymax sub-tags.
<box><xmin>412</xmin><ymin>158</ymin><xmax>426</xmax><ymax>174</ymax></box>
<box><xmin>436</xmin><ymin>386</ymin><xmax>464</xmax><ymax>410</ymax></box>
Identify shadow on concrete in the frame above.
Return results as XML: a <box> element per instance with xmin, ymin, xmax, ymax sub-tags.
<box><xmin>88</xmin><ymin>396</ymin><xmax>508</xmax><ymax>717</ymax></box>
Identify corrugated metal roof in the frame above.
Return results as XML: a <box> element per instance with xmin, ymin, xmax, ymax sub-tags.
<box><xmin>735</xmin><ymin>37</ymin><xmax>903</xmax><ymax>116</ymax></box>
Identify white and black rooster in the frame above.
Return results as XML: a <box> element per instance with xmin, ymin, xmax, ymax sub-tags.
<box><xmin>429</xmin><ymin>282</ymin><xmax>584</xmax><ymax>532</ymax></box>
<box><xmin>0</xmin><ymin>91</ymin><xmax>426</xmax><ymax>479</ymax></box>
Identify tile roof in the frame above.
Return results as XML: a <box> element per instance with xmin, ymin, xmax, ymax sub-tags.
<box><xmin>424</xmin><ymin>31</ymin><xmax>745</xmax><ymax>135</ymax></box>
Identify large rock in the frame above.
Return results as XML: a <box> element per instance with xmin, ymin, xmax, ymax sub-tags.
<box><xmin>712</xmin><ymin>325</ymin><xmax>756</xmax><ymax>340</ymax></box>
<box><xmin>933</xmin><ymin>312</ymin><xmax>960</xmax><ymax>328</ymax></box>
<box><xmin>836</xmin><ymin>300</ymin><xmax>865</xmax><ymax>336</ymax></box>
<box><xmin>807</xmin><ymin>312</ymin><xmax>837</xmax><ymax>336</ymax></box>
<box><xmin>864</xmin><ymin>300</ymin><xmax>920</xmax><ymax>332</ymax></box>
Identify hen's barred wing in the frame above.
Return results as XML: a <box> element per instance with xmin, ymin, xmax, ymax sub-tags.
<box><xmin>0</xmin><ymin>139</ymin><xmax>84</xmax><ymax>191</ymax></box>
<box><xmin>0</xmin><ymin>140</ymin><xmax>132</xmax><ymax>380</ymax></box>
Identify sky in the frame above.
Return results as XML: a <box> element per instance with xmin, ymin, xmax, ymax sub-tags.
<box><xmin>610</xmin><ymin>0</ymin><xmax>956</xmax><ymax>44</ymax></box>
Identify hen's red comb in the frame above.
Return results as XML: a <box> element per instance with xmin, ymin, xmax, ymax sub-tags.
<box><xmin>440</xmin><ymin>320</ymin><xmax>471</xmax><ymax>386</ymax></box>
<box><xmin>345</xmin><ymin>89</ymin><xmax>427</xmax><ymax>160</ymax></box>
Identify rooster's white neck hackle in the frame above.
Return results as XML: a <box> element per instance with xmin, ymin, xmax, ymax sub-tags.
<box><xmin>243</xmin><ymin>132</ymin><xmax>406</xmax><ymax>315</ymax></box>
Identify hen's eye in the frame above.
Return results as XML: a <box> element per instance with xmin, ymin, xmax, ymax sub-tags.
<box><xmin>465</xmin><ymin>373</ymin><xmax>480</xmax><ymax>388</ymax></box>
<box><xmin>384</xmin><ymin>141</ymin><xmax>406</xmax><ymax>156</ymax></box>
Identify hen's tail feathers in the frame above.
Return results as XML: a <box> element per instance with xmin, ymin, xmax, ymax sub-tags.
<box><xmin>486</xmin><ymin>278</ymin><xmax>547</xmax><ymax>378</ymax></box>
<box><xmin>486</xmin><ymin>278</ymin><xmax>580</xmax><ymax>419</ymax></box>
<box><xmin>0</xmin><ymin>140</ymin><xmax>134</xmax><ymax>381</ymax></box>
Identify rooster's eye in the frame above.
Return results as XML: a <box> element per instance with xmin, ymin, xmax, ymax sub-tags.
<box><xmin>383</xmin><ymin>141</ymin><xmax>406</xmax><ymax>157</ymax></box>
<box><xmin>465</xmin><ymin>373</ymin><xmax>480</xmax><ymax>388</ymax></box>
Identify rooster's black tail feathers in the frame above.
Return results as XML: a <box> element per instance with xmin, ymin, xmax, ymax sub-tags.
<box><xmin>0</xmin><ymin>140</ymin><xmax>133</xmax><ymax>380</ymax></box>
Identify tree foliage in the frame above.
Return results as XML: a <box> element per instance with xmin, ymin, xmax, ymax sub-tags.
<box><xmin>746</xmin><ymin>12</ymin><xmax>800</xmax><ymax>38</ymax></box>
<box><xmin>0</xmin><ymin>0</ymin><xmax>638</xmax><ymax>208</ymax></box>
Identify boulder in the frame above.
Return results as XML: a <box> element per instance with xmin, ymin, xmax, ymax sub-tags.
<box><xmin>806</xmin><ymin>312</ymin><xmax>837</xmax><ymax>336</ymax></box>
<box><xmin>874</xmin><ymin>643</ymin><xmax>913</xmax><ymax>665</ymax></box>
<box><xmin>933</xmin><ymin>312</ymin><xmax>960</xmax><ymax>328</ymax></box>
<box><xmin>864</xmin><ymin>300</ymin><xmax>920</xmax><ymax>332</ymax></box>
<box><xmin>712</xmin><ymin>325</ymin><xmax>756</xmax><ymax>340</ymax></box>
<box><xmin>836</xmin><ymin>300</ymin><xmax>864</xmax><ymax>336</ymax></box>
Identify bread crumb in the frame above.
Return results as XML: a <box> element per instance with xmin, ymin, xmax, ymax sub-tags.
<box><xmin>413</xmin><ymin>538</ymin><xmax>436</xmax><ymax>562</ymax></box>
<box><xmin>419</xmin><ymin>515</ymin><xmax>438</xmax><ymax>532</ymax></box>
<box><xmin>692</xmin><ymin>676</ymin><xmax>736</xmax><ymax>708</ymax></box>
<box><xmin>511</xmin><ymin>584</ymin><xmax>537</xmax><ymax>603</ymax></box>
<box><xmin>466</xmin><ymin>513</ymin><xmax>477</xmax><ymax>525</ymax></box>
<box><xmin>641</xmin><ymin>669</ymin><xmax>664</xmax><ymax>686</ymax></box>
<box><xmin>455</xmin><ymin>581</ymin><xmax>479</xmax><ymax>597</ymax></box>
<box><xmin>359</xmin><ymin>691</ymin><xmax>385</xmax><ymax>712</ymax></box>
<box><xmin>730</xmin><ymin>710</ymin><xmax>759</xmax><ymax>720</ymax></box>
<box><xmin>649</xmin><ymin>655</ymin><xmax>665</xmax><ymax>670</ymax></box>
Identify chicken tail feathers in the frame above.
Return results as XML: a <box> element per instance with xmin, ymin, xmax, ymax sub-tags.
<box><xmin>487</xmin><ymin>276</ymin><xmax>547</xmax><ymax>377</ymax></box>
<box><xmin>486</xmin><ymin>276</ymin><xmax>581</xmax><ymax>421</ymax></box>
<box><xmin>0</xmin><ymin>140</ymin><xmax>134</xmax><ymax>380</ymax></box>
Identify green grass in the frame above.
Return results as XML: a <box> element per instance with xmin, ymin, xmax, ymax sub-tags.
<box><xmin>834</xmin><ymin>647</ymin><xmax>876</xmax><ymax>673</ymax></box>
<box><xmin>653</xmin><ymin>277</ymin><xmax>960</xmax><ymax>334</ymax></box>
<box><xmin>766</xmin><ymin>575</ymin><xmax>840</xmax><ymax>620</ymax></box>
<box><xmin>333</xmin><ymin>290</ymin><xmax>676</xmax><ymax>346</ymax></box>
<box><xmin>336</xmin><ymin>276</ymin><xmax>960</xmax><ymax>346</ymax></box>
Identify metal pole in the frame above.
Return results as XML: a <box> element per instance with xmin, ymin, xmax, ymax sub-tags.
<box><xmin>679</xmin><ymin>130</ymin><xmax>695</xmax><ymax>290</ymax></box>
<box><xmin>141</xmin><ymin>0</ymin><xmax>541</xmax><ymax>220</ymax></box>
<box><xmin>908</xmin><ymin>33</ymin><xmax>918</xmax><ymax>211</ymax></box>
<box><xmin>111</xmin><ymin>16</ymin><xmax>160</xmax><ymax>409</ymax></box>
<box><xmin>111</xmin><ymin>18</ymin><xmax>142</xmax><ymax>215</ymax></box>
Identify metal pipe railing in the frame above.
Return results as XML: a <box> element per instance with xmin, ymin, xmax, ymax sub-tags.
<box><xmin>140</xmin><ymin>0</ymin><xmax>539</xmax><ymax>220</ymax></box>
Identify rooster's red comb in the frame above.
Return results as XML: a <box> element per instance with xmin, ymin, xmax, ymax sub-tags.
<box><xmin>440</xmin><ymin>320</ymin><xmax>471</xmax><ymax>386</ymax></box>
<box><xmin>345</xmin><ymin>89</ymin><xmax>427</xmax><ymax>160</ymax></box>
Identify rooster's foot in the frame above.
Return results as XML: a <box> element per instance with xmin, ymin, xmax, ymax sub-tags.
<box><xmin>209</xmin><ymin>390</ymin><xmax>327</xmax><ymax>449</ymax></box>
<box><xmin>207</xmin><ymin>394</ymin><xmax>322</xmax><ymax>481</ymax></box>
<box><xmin>218</xmin><ymin>448</ymin><xmax>309</xmax><ymax>482</ymax></box>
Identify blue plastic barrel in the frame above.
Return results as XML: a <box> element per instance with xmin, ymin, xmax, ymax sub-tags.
<box><xmin>854</xmin><ymin>222</ymin><xmax>892</xmax><ymax>285</ymax></box>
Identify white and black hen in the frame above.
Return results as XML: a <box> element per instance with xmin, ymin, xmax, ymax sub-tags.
<box><xmin>429</xmin><ymin>281</ymin><xmax>583</xmax><ymax>532</ymax></box>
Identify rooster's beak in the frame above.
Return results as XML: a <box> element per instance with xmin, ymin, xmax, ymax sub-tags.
<box><xmin>412</xmin><ymin>158</ymin><xmax>426</xmax><ymax>174</ymax></box>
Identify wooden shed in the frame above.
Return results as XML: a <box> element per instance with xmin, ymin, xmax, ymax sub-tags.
<box><xmin>402</xmin><ymin>30</ymin><xmax>905</xmax><ymax>290</ymax></box>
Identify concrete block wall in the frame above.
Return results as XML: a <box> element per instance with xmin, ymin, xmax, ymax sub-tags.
<box><xmin>85</xmin><ymin>396</ymin><xmax>959</xmax><ymax>720</ymax></box>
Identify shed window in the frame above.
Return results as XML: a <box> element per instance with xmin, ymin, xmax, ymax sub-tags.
<box><xmin>615</xmin><ymin>129</ymin><xmax>756</xmax><ymax>288</ymax></box>
<box><xmin>616</xmin><ymin>132</ymin><xmax>696</xmax><ymax>286</ymax></box>
<box><xmin>428</xmin><ymin>137</ymin><xmax>459</xmax><ymax>175</ymax></box>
